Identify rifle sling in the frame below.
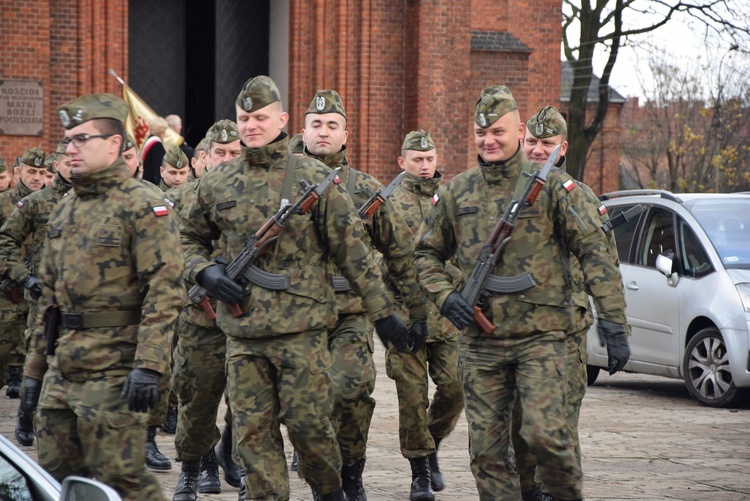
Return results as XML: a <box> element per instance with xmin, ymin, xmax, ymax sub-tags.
<box><xmin>61</xmin><ymin>310</ymin><xmax>140</xmax><ymax>330</ymax></box>
<box><xmin>241</xmin><ymin>264</ymin><xmax>290</xmax><ymax>291</ymax></box>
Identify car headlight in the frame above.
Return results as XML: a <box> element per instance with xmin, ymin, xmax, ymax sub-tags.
<box><xmin>736</xmin><ymin>283</ymin><xmax>750</xmax><ymax>312</ymax></box>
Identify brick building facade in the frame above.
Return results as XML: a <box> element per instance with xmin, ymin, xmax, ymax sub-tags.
<box><xmin>1</xmin><ymin>0</ymin><xmax>577</xmax><ymax>184</ymax></box>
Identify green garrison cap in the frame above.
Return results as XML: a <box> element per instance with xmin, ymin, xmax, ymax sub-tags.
<box><xmin>401</xmin><ymin>130</ymin><xmax>436</xmax><ymax>152</ymax></box>
<box><xmin>235</xmin><ymin>75</ymin><xmax>281</xmax><ymax>113</ymax></box>
<box><xmin>55</xmin><ymin>139</ymin><xmax>68</xmax><ymax>155</ymax></box>
<box><xmin>123</xmin><ymin>131</ymin><xmax>137</xmax><ymax>152</ymax></box>
<box><xmin>57</xmin><ymin>93</ymin><xmax>130</xmax><ymax>129</ymax></box>
<box><xmin>289</xmin><ymin>133</ymin><xmax>304</xmax><ymax>154</ymax></box>
<box><xmin>474</xmin><ymin>85</ymin><xmax>517</xmax><ymax>128</ymax></box>
<box><xmin>163</xmin><ymin>145</ymin><xmax>189</xmax><ymax>169</ymax></box>
<box><xmin>193</xmin><ymin>137</ymin><xmax>208</xmax><ymax>158</ymax></box>
<box><xmin>0</xmin><ymin>157</ymin><xmax>7</xmax><ymax>173</ymax></box>
<box><xmin>305</xmin><ymin>90</ymin><xmax>347</xmax><ymax>119</ymax></box>
<box><xmin>44</xmin><ymin>153</ymin><xmax>56</xmax><ymax>173</ymax></box>
<box><xmin>18</xmin><ymin>147</ymin><xmax>46</xmax><ymax>168</ymax></box>
<box><xmin>205</xmin><ymin>120</ymin><xmax>239</xmax><ymax>144</ymax></box>
<box><xmin>527</xmin><ymin>106</ymin><xmax>567</xmax><ymax>138</ymax></box>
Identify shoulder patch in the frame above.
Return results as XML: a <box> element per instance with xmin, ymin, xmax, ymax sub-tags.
<box><xmin>563</xmin><ymin>179</ymin><xmax>576</xmax><ymax>192</ymax></box>
<box><xmin>432</xmin><ymin>193</ymin><xmax>439</xmax><ymax>205</ymax></box>
<box><xmin>164</xmin><ymin>196</ymin><xmax>175</xmax><ymax>208</ymax></box>
<box><xmin>15</xmin><ymin>201</ymin><xmax>23</xmax><ymax>208</ymax></box>
<box><xmin>598</xmin><ymin>204</ymin><xmax>607</xmax><ymax>216</ymax></box>
<box><xmin>152</xmin><ymin>205</ymin><xmax>169</xmax><ymax>217</ymax></box>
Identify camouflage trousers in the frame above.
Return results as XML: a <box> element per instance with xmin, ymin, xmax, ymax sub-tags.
<box><xmin>225</xmin><ymin>329</ymin><xmax>342</xmax><ymax>499</ymax></box>
<box><xmin>171</xmin><ymin>312</ymin><xmax>230</xmax><ymax>461</ymax></box>
<box><xmin>35</xmin><ymin>367</ymin><xmax>165</xmax><ymax>501</ymax></box>
<box><xmin>385</xmin><ymin>339</ymin><xmax>464</xmax><ymax>458</ymax></box>
<box><xmin>328</xmin><ymin>313</ymin><xmax>376</xmax><ymax>466</ymax></box>
<box><xmin>460</xmin><ymin>332</ymin><xmax>582</xmax><ymax>501</ymax></box>
<box><xmin>0</xmin><ymin>299</ymin><xmax>28</xmax><ymax>377</ymax></box>
<box><xmin>512</xmin><ymin>325</ymin><xmax>589</xmax><ymax>492</ymax></box>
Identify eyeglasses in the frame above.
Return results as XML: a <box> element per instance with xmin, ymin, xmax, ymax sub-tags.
<box><xmin>60</xmin><ymin>133</ymin><xmax>114</xmax><ymax>148</ymax></box>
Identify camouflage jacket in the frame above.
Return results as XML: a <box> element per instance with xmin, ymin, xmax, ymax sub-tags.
<box><xmin>414</xmin><ymin>146</ymin><xmax>626</xmax><ymax>339</ymax></box>
<box><xmin>391</xmin><ymin>171</ymin><xmax>459</xmax><ymax>341</ymax></box>
<box><xmin>0</xmin><ymin>174</ymin><xmax>71</xmax><ymax>283</ymax></box>
<box><xmin>305</xmin><ymin>147</ymin><xmax>424</xmax><ymax>319</ymax></box>
<box><xmin>180</xmin><ymin>135</ymin><xmax>394</xmax><ymax>339</ymax></box>
<box><xmin>0</xmin><ymin>180</ymin><xmax>35</xmax><ymax>307</ymax></box>
<box><xmin>24</xmin><ymin>158</ymin><xmax>184</xmax><ymax>381</ymax></box>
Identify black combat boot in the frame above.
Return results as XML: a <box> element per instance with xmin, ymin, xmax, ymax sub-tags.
<box><xmin>173</xmin><ymin>459</ymin><xmax>200</xmax><ymax>501</ymax></box>
<box><xmin>162</xmin><ymin>403</ymin><xmax>177</xmax><ymax>434</ymax></box>
<box><xmin>238</xmin><ymin>475</ymin><xmax>245</xmax><ymax>501</ymax></box>
<box><xmin>311</xmin><ymin>486</ymin><xmax>348</xmax><ymax>501</ymax></box>
<box><xmin>522</xmin><ymin>485</ymin><xmax>543</xmax><ymax>501</ymax></box>
<box><xmin>5</xmin><ymin>366</ymin><xmax>22</xmax><ymax>399</ymax></box>
<box><xmin>215</xmin><ymin>424</ymin><xmax>242</xmax><ymax>488</ymax></box>
<box><xmin>198</xmin><ymin>449</ymin><xmax>221</xmax><ymax>494</ymax></box>
<box><xmin>408</xmin><ymin>457</ymin><xmax>434</xmax><ymax>501</ymax></box>
<box><xmin>15</xmin><ymin>404</ymin><xmax>34</xmax><ymax>447</ymax></box>
<box><xmin>341</xmin><ymin>457</ymin><xmax>367</xmax><ymax>501</ymax></box>
<box><xmin>541</xmin><ymin>494</ymin><xmax>582</xmax><ymax>501</ymax></box>
<box><xmin>427</xmin><ymin>437</ymin><xmax>444</xmax><ymax>492</ymax></box>
<box><xmin>145</xmin><ymin>426</ymin><xmax>172</xmax><ymax>471</ymax></box>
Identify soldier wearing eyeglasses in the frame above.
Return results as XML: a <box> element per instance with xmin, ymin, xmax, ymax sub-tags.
<box><xmin>20</xmin><ymin>93</ymin><xmax>183</xmax><ymax>501</ymax></box>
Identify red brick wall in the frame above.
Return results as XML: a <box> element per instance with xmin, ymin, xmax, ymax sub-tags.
<box><xmin>0</xmin><ymin>0</ymin><xmax>128</xmax><ymax>162</ymax></box>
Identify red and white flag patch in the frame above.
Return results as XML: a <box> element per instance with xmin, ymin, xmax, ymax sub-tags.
<box><xmin>563</xmin><ymin>180</ymin><xmax>576</xmax><ymax>192</ymax></box>
<box><xmin>15</xmin><ymin>201</ymin><xmax>23</xmax><ymax>208</ymax></box>
<box><xmin>432</xmin><ymin>193</ymin><xmax>439</xmax><ymax>205</ymax></box>
<box><xmin>598</xmin><ymin>204</ymin><xmax>607</xmax><ymax>216</ymax></box>
<box><xmin>333</xmin><ymin>175</ymin><xmax>341</xmax><ymax>184</ymax></box>
<box><xmin>152</xmin><ymin>205</ymin><xmax>169</xmax><ymax>217</ymax></box>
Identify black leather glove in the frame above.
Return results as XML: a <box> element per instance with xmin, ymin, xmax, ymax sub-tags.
<box><xmin>440</xmin><ymin>291</ymin><xmax>474</xmax><ymax>329</ymax></box>
<box><xmin>120</xmin><ymin>368</ymin><xmax>161</xmax><ymax>413</ymax></box>
<box><xmin>197</xmin><ymin>264</ymin><xmax>243</xmax><ymax>304</ymax></box>
<box><xmin>597</xmin><ymin>319</ymin><xmax>631</xmax><ymax>375</ymax></box>
<box><xmin>374</xmin><ymin>314</ymin><xmax>410</xmax><ymax>353</ymax></box>
<box><xmin>20</xmin><ymin>377</ymin><xmax>42</xmax><ymax>414</ymax></box>
<box><xmin>22</xmin><ymin>275</ymin><xmax>42</xmax><ymax>300</ymax></box>
<box><xmin>409</xmin><ymin>321</ymin><xmax>428</xmax><ymax>353</ymax></box>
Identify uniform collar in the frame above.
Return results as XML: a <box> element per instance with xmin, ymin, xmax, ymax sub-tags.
<box><xmin>478</xmin><ymin>143</ymin><xmax>523</xmax><ymax>184</ymax></box>
<box><xmin>70</xmin><ymin>157</ymin><xmax>130</xmax><ymax>197</ymax></box>
<box><xmin>304</xmin><ymin>146</ymin><xmax>349</xmax><ymax>172</ymax></box>
<box><xmin>52</xmin><ymin>173</ymin><xmax>72</xmax><ymax>194</ymax></box>
<box><xmin>243</xmin><ymin>133</ymin><xmax>289</xmax><ymax>170</ymax></box>
<box><xmin>401</xmin><ymin>171</ymin><xmax>442</xmax><ymax>196</ymax></box>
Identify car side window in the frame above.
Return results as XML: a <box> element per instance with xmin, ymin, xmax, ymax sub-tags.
<box><xmin>679</xmin><ymin>218</ymin><xmax>713</xmax><ymax>278</ymax></box>
<box><xmin>637</xmin><ymin>207</ymin><xmax>676</xmax><ymax>268</ymax></box>
<box><xmin>610</xmin><ymin>204</ymin><xmax>643</xmax><ymax>264</ymax></box>
<box><xmin>0</xmin><ymin>455</ymin><xmax>34</xmax><ymax>500</ymax></box>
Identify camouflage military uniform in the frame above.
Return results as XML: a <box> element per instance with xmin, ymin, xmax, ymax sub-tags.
<box><xmin>414</xmin><ymin>118</ymin><xmax>626</xmax><ymax>500</ymax></box>
<box><xmin>386</xmin><ymin>170</ymin><xmax>464</xmax><ymax>460</ymax></box>
<box><xmin>0</xmin><ymin>180</ymin><xmax>35</xmax><ymax>384</ymax></box>
<box><xmin>180</xmin><ymin>131</ymin><xmax>397</xmax><ymax>499</ymax></box>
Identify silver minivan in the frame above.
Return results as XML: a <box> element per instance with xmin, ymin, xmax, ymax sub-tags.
<box><xmin>587</xmin><ymin>190</ymin><xmax>750</xmax><ymax>407</ymax></box>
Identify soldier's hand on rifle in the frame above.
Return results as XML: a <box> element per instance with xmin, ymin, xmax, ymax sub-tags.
<box><xmin>374</xmin><ymin>314</ymin><xmax>410</xmax><ymax>353</ymax></box>
<box><xmin>197</xmin><ymin>264</ymin><xmax>243</xmax><ymax>304</ymax></box>
<box><xmin>22</xmin><ymin>275</ymin><xmax>42</xmax><ymax>300</ymax></box>
<box><xmin>120</xmin><ymin>368</ymin><xmax>161</xmax><ymax>413</ymax></box>
<box><xmin>441</xmin><ymin>291</ymin><xmax>474</xmax><ymax>329</ymax></box>
<box><xmin>408</xmin><ymin>321</ymin><xmax>428</xmax><ymax>353</ymax></box>
<box><xmin>597</xmin><ymin>319</ymin><xmax>630</xmax><ymax>375</ymax></box>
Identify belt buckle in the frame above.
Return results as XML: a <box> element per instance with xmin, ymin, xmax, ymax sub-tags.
<box><xmin>65</xmin><ymin>313</ymin><xmax>83</xmax><ymax>329</ymax></box>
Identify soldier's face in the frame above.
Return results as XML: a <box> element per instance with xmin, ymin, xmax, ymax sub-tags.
<box><xmin>18</xmin><ymin>164</ymin><xmax>46</xmax><ymax>191</ymax></box>
<box><xmin>398</xmin><ymin>149</ymin><xmax>438</xmax><ymax>179</ymax></box>
<box><xmin>0</xmin><ymin>171</ymin><xmax>10</xmax><ymax>191</ymax></box>
<box><xmin>523</xmin><ymin>129</ymin><xmax>568</xmax><ymax>163</ymax></box>
<box><xmin>207</xmin><ymin>141</ymin><xmax>241</xmax><ymax>169</ymax></box>
<box><xmin>44</xmin><ymin>170</ymin><xmax>55</xmax><ymax>185</ymax></box>
<box><xmin>474</xmin><ymin>111</ymin><xmax>524</xmax><ymax>164</ymax></box>
<box><xmin>191</xmin><ymin>151</ymin><xmax>208</xmax><ymax>178</ymax></box>
<box><xmin>122</xmin><ymin>147</ymin><xmax>141</xmax><ymax>177</ymax></box>
<box><xmin>54</xmin><ymin>154</ymin><xmax>73</xmax><ymax>182</ymax></box>
<box><xmin>160</xmin><ymin>164</ymin><xmax>189</xmax><ymax>188</ymax></box>
<box><xmin>236</xmin><ymin>102</ymin><xmax>288</xmax><ymax>149</ymax></box>
<box><xmin>302</xmin><ymin>113</ymin><xmax>348</xmax><ymax>156</ymax></box>
<box><xmin>64</xmin><ymin>121</ymin><xmax>122</xmax><ymax>175</ymax></box>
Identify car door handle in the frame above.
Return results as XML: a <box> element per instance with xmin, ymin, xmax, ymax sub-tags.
<box><xmin>626</xmin><ymin>281</ymin><xmax>639</xmax><ymax>290</ymax></box>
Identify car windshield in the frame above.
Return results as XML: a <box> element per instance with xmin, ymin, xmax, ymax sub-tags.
<box><xmin>690</xmin><ymin>198</ymin><xmax>750</xmax><ymax>269</ymax></box>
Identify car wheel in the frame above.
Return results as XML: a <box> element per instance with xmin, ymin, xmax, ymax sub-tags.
<box><xmin>682</xmin><ymin>327</ymin><xmax>742</xmax><ymax>408</ymax></box>
<box><xmin>586</xmin><ymin>365</ymin><xmax>600</xmax><ymax>386</ymax></box>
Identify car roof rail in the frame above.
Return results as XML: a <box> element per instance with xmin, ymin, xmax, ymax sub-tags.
<box><xmin>599</xmin><ymin>189</ymin><xmax>682</xmax><ymax>203</ymax></box>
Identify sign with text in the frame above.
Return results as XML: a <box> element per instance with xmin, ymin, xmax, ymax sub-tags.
<box><xmin>0</xmin><ymin>80</ymin><xmax>44</xmax><ymax>136</ymax></box>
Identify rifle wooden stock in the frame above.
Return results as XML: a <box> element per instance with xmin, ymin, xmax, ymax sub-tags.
<box><xmin>473</xmin><ymin>306</ymin><xmax>495</xmax><ymax>334</ymax></box>
<box><xmin>197</xmin><ymin>296</ymin><xmax>216</xmax><ymax>320</ymax></box>
<box><xmin>359</xmin><ymin>197</ymin><xmax>383</xmax><ymax>219</ymax></box>
<box><xmin>297</xmin><ymin>191</ymin><xmax>320</xmax><ymax>214</ymax></box>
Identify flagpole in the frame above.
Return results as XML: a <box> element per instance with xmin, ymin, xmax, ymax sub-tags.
<box><xmin>109</xmin><ymin>68</ymin><xmax>126</xmax><ymax>86</ymax></box>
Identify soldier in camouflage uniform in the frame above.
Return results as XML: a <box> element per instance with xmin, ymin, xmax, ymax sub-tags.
<box><xmin>19</xmin><ymin>93</ymin><xmax>183</xmax><ymax>501</ymax></box>
<box><xmin>0</xmin><ymin>147</ymin><xmax>46</xmax><ymax>399</ymax></box>
<box><xmin>189</xmin><ymin>137</ymin><xmax>209</xmax><ymax>180</ymax></box>
<box><xmin>171</xmin><ymin>120</ymin><xmax>244</xmax><ymax>501</ymax></box>
<box><xmin>0</xmin><ymin>140</ymin><xmax>72</xmax><ymax>447</ymax></box>
<box><xmin>0</xmin><ymin>157</ymin><xmax>12</xmax><ymax>193</ymax></box>
<box><xmin>122</xmin><ymin>131</ymin><xmax>143</xmax><ymax>178</ymax></box>
<box><xmin>43</xmin><ymin>153</ymin><xmax>56</xmax><ymax>186</ymax></box>
<box><xmin>180</xmin><ymin>76</ymin><xmax>412</xmax><ymax>501</ymax></box>
<box><xmin>413</xmin><ymin>86</ymin><xmax>630</xmax><ymax>501</ymax></box>
<box><xmin>301</xmin><ymin>89</ymin><xmax>426</xmax><ymax>501</ymax></box>
<box><xmin>386</xmin><ymin>130</ymin><xmax>464</xmax><ymax>501</ymax></box>
<box><xmin>159</xmin><ymin>145</ymin><xmax>190</xmax><ymax>192</ymax></box>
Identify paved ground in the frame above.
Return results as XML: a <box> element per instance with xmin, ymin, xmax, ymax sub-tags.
<box><xmin>2</xmin><ymin>343</ymin><xmax>749</xmax><ymax>500</ymax></box>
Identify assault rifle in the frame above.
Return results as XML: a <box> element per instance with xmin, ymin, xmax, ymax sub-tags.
<box><xmin>358</xmin><ymin>171</ymin><xmax>405</xmax><ymax>219</ymax></box>
<box><xmin>460</xmin><ymin>146</ymin><xmax>560</xmax><ymax>334</ymax></box>
<box><xmin>188</xmin><ymin>167</ymin><xmax>342</xmax><ymax>319</ymax></box>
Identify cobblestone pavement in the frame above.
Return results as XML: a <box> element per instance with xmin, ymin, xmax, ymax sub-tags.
<box><xmin>1</xmin><ymin>342</ymin><xmax>749</xmax><ymax>500</ymax></box>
